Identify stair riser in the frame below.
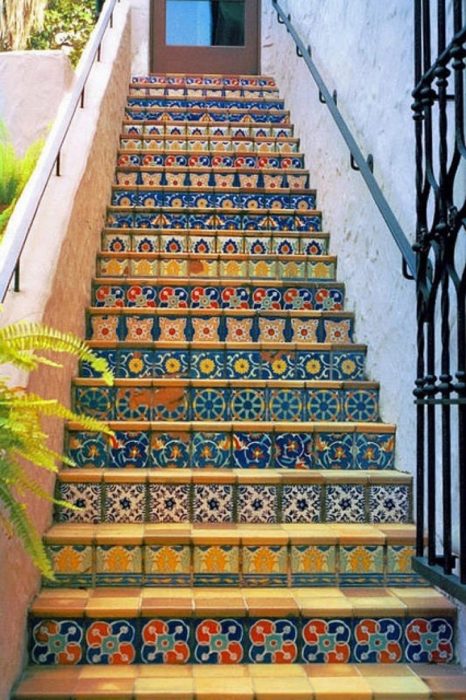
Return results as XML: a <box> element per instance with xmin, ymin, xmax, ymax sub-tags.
<box><xmin>28</xmin><ymin>615</ymin><xmax>455</xmax><ymax>666</ymax></box>
<box><xmin>123</xmin><ymin>123</ymin><xmax>293</xmax><ymax>137</ymax></box>
<box><xmin>127</xmin><ymin>98</ymin><xmax>286</xmax><ymax>110</ymax></box>
<box><xmin>116</xmin><ymin>170</ymin><xmax>308</xmax><ymax>188</ymax></box>
<box><xmin>96</xmin><ymin>256</ymin><xmax>334</xmax><ymax>281</ymax></box>
<box><xmin>117</xmin><ymin>153</ymin><xmax>305</xmax><ymax>169</ymax></box>
<box><xmin>44</xmin><ymin>541</ymin><xmax>423</xmax><ymax>589</ymax></box>
<box><xmin>106</xmin><ymin>211</ymin><xmax>319</xmax><ymax>232</ymax></box>
<box><xmin>80</xmin><ymin>347</ymin><xmax>367</xmax><ymax>381</ymax></box>
<box><xmin>132</xmin><ymin>76</ymin><xmax>277</xmax><ymax>87</ymax></box>
<box><xmin>130</xmin><ymin>88</ymin><xmax>280</xmax><ymax>97</ymax></box>
<box><xmin>101</xmin><ymin>231</ymin><xmax>327</xmax><ymax>255</ymax></box>
<box><xmin>74</xmin><ymin>385</ymin><xmax>378</xmax><ymax>423</ymax></box>
<box><xmin>91</xmin><ymin>283</ymin><xmax>343</xmax><ymax>310</ymax></box>
<box><xmin>125</xmin><ymin>109</ymin><xmax>290</xmax><ymax>124</ymax></box>
<box><xmin>111</xmin><ymin>190</ymin><xmax>315</xmax><ymax>209</ymax></box>
<box><xmin>65</xmin><ymin>428</ymin><xmax>395</xmax><ymax>471</ymax></box>
<box><xmin>120</xmin><ymin>137</ymin><xmax>300</xmax><ymax>153</ymax></box>
<box><xmin>56</xmin><ymin>479</ymin><xmax>410</xmax><ymax>526</ymax></box>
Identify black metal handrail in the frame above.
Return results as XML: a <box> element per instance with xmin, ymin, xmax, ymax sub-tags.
<box><xmin>0</xmin><ymin>0</ymin><xmax>121</xmax><ymax>302</ymax></box>
<box><xmin>412</xmin><ymin>0</ymin><xmax>466</xmax><ymax>604</ymax></box>
<box><xmin>271</xmin><ymin>0</ymin><xmax>417</xmax><ymax>280</ymax></box>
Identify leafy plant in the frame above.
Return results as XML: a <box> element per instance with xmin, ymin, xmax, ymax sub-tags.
<box><xmin>0</xmin><ymin>0</ymin><xmax>47</xmax><ymax>51</ymax></box>
<box><xmin>0</xmin><ymin>320</ymin><xmax>113</xmax><ymax>578</ymax></box>
<box><xmin>0</xmin><ymin>122</ymin><xmax>44</xmax><ymax>237</ymax></box>
<box><xmin>27</xmin><ymin>0</ymin><xmax>97</xmax><ymax>67</ymax></box>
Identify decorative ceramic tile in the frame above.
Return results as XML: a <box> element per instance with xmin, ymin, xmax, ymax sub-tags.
<box><xmin>314</xmin><ymin>432</ymin><xmax>354</xmax><ymax>470</ymax></box>
<box><xmin>120</xmin><ymin>349</ymin><xmax>154</xmax><ymax>378</ymax></box>
<box><xmin>159</xmin><ymin>318</ymin><xmax>187</xmax><ymax>342</ymax></box>
<box><xmin>248</xmin><ymin>619</ymin><xmax>298</xmax><ymax>663</ymax></box>
<box><xmin>405</xmin><ymin>617</ymin><xmax>454</xmax><ymax>663</ymax></box>
<box><xmin>193</xmin><ymin>484</ymin><xmax>234</xmax><ymax>522</ymax></box>
<box><xmin>243</xmin><ymin>545</ymin><xmax>287</xmax><ymax>585</ymax></box>
<box><xmin>104</xmin><ymin>483</ymin><xmax>146</xmax><ymax>523</ymax></box>
<box><xmin>141</xmin><ymin>619</ymin><xmax>191</xmax><ymax>663</ymax></box>
<box><xmin>369</xmin><ymin>485</ymin><xmax>410</xmax><ymax>523</ymax></box>
<box><xmin>191</xmin><ymin>432</ymin><xmax>231</xmax><ymax>468</ymax></box>
<box><xmin>344</xmin><ymin>389</ymin><xmax>378</xmax><ymax>422</ymax></box>
<box><xmin>307</xmin><ymin>389</ymin><xmax>341</xmax><ymax>422</ymax></box>
<box><xmin>90</xmin><ymin>315</ymin><xmax>119</xmax><ymax>341</ymax></box>
<box><xmin>194</xmin><ymin>545</ymin><xmax>240</xmax><ymax>584</ymax></box>
<box><xmin>194</xmin><ymin>619</ymin><xmax>244</xmax><ymax>663</ymax></box>
<box><xmin>238</xmin><ymin>485</ymin><xmax>277</xmax><ymax>523</ymax></box>
<box><xmin>353</xmin><ymin>618</ymin><xmax>403</xmax><ymax>663</ymax></box>
<box><xmin>301</xmin><ymin>619</ymin><xmax>352</xmax><ymax>663</ymax></box>
<box><xmin>261</xmin><ymin>350</ymin><xmax>294</xmax><ymax>380</ymax></box>
<box><xmin>192</xmin><ymin>387</ymin><xmax>229</xmax><ymax>421</ymax></box>
<box><xmin>75</xmin><ymin>386</ymin><xmax>113</xmax><ymax>420</ymax></box>
<box><xmin>145</xmin><ymin>545</ymin><xmax>191</xmax><ymax>585</ymax></box>
<box><xmin>96</xmin><ymin>545</ymin><xmax>143</xmax><ymax>583</ymax></box>
<box><xmin>323</xmin><ymin>319</ymin><xmax>352</xmax><ymax>343</ymax></box>
<box><xmin>110</xmin><ymin>431</ymin><xmax>150</xmax><ymax>468</ymax></box>
<box><xmin>291</xmin><ymin>545</ymin><xmax>336</xmax><ymax>586</ymax></box>
<box><xmin>149</xmin><ymin>484</ymin><xmax>190</xmax><ymax>523</ymax></box>
<box><xmin>225</xmin><ymin>318</ymin><xmax>253</xmax><ymax>342</ymax></box>
<box><xmin>258</xmin><ymin>318</ymin><xmax>285</xmax><ymax>342</ymax></box>
<box><xmin>86</xmin><ymin>619</ymin><xmax>137</xmax><ymax>664</ymax></box>
<box><xmin>233</xmin><ymin>432</ymin><xmax>272</xmax><ymax>469</ymax></box>
<box><xmin>386</xmin><ymin>545</ymin><xmax>418</xmax><ymax>584</ymax></box>
<box><xmin>275</xmin><ymin>433</ymin><xmax>313</xmax><ymax>470</ymax></box>
<box><xmin>340</xmin><ymin>545</ymin><xmax>384</xmax><ymax>586</ymax></box>
<box><xmin>282</xmin><ymin>485</ymin><xmax>320</xmax><ymax>522</ymax></box>
<box><xmin>326</xmin><ymin>484</ymin><xmax>365</xmax><ymax>522</ymax></box>
<box><xmin>153</xmin><ymin>385</ymin><xmax>189</xmax><ymax>421</ymax></box>
<box><xmin>57</xmin><ymin>483</ymin><xmax>101</xmax><ymax>523</ymax></box>
<box><xmin>151</xmin><ymin>432</ymin><xmax>190</xmax><ymax>468</ymax></box>
<box><xmin>192</xmin><ymin>317</ymin><xmax>221</xmax><ymax>342</ymax></box>
<box><xmin>153</xmin><ymin>351</ymin><xmax>189</xmax><ymax>378</ymax></box>
<box><xmin>47</xmin><ymin>545</ymin><xmax>92</xmax><ymax>585</ymax></box>
<box><xmin>191</xmin><ymin>351</ymin><xmax>225</xmax><ymax>379</ymax></box>
<box><xmin>231</xmin><ymin>388</ymin><xmax>266</xmax><ymax>421</ymax></box>
<box><xmin>226</xmin><ymin>350</ymin><xmax>261</xmax><ymax>379</ymax></box>
<box><xmin>31</xmin><ymin>619</ymin><xmax>84</xmax><ymax>665</ymax></box>
<box><xmin>126</xmin><ymin>317</ymin><xmax>155</xmax><ymax>342</ymax></box>
<box><xmin>355</xmin><ymin>433</ymin><xmax>395</xmax><ymax>470</ymax></box>
<box><xmin>115</xmin><ymin>387</ymin><xmax>151</xmax><ymax>421</ymax></box>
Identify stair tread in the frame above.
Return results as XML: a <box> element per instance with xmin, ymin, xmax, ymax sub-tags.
<box><xmin>13</xmin><ymin>664</ymin><xmax>466</xmax><ymax>700</ymax></box>
<box><xmin>74</xmin><ymin>378</ymin><xmax>378</xmax><ymax>388</ymax></box>
<box><xmin>30</xmin><ymin>585</ymin><xmax>455</xmax><ymax>618</ymax></box>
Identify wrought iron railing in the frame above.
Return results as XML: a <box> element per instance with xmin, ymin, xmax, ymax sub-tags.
<box><xmin>411</xmin><ymin>0</ymin><xmax>466</xmax><ymax>602</ymax></box>
<box><xmin>0</xmin><ymin>0</ymin><xmax>121</xmax><ymax>302</ymax></box>
<box><xmin>271</xmin><ymin>0</ymin><xmax>417</xmax><ymax>279</ymax></box>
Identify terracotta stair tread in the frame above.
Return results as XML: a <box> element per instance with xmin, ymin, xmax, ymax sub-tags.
<box><xmin>14</xmin><ymin>664</ymin><xmax>466</xmax><ymax>699</ymax></box>
<box><xmin>102</xmin><ymin>227</ymin><xmax>328</xmax><ymax>237</ymax></box>
<box><xmin>92</xmin><ymin>275</ymin><xmax>338</xmax><ymax>286</ymax></box>
<box><xmin>67</xmin><ymin>419</ymin><xmax>394</xmax><ymax>431</ymax></box>
<box><xmin>87</xmin><ymin>308</ymin><xmax>353</xmax><ymax>318</ymax></box>
<box><xmin>86</xmin><ymin>339</ymin><xmax>366</xmax><ymax>350</ymax></box>
<box><xmin>30</xmin><ymin>586</ymin><xmax>455</xmax><ymax>618</ymax></box>
<box><xmin>45</xmin><ymin>522</ymin><xmax>417</xmax><ymax>546</ymax></box>
<box><xmin>73</xmin><ymin>377</ymin><xmax>379</xmax><ymax>389</ymax></box>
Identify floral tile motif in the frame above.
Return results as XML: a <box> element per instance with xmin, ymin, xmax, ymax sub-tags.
<box><xmin>248</xmin><ymin>619</ymin><xmax>298</xmax><ymax>663</ymax></box>
<box><xmin>332</xmin><ymin>352</ymin><xmax>366</xmax><ymax>380</ymax></box>
<box><xmin>86</xmin><ymin>620</ymin><xmax>137</xmax><ymax>664</ymax></box>
<box><xmin>47</xmin><ymin>545</ymin><xmax>92</xmax><ymax>584</ymax></box>
<box><xmin>193</xmin><ymin>484</ymin><xmax>234</xmax><ymax>523</ymax></box>
<box><xmin>243</xmin><ymin>545</ymin><xmax>287</xmax><ymax>585</ymax></box>
<box><xmin>110</xmin><ymin>431</ymin><xmax>150</xmax><ymax>469</ymax></box>
<box><xmin>340</xmin><ymin>546</ymin><xmax>384</xmax><ymax>586</ymax></box>
<box><xmin>269</xmin><ymin>389</ymin><xmax>304</xmax><ymax>421</ymax></box>
<box><xmin>151</xmin><ymin>432</ymin><xmax>190</xmax><ymax>468</ymax></box>
<box><xmin>67</xmin><ymin>431</ymin><xmax>108</xmax><ymax>468</ymax></box>
<box><xmin>325</xmin><ymin>485</ymin><xmax>365</xmax><ymax>522</ymax></box>
<box><xmin>314</xmin><ymin>432</ymin><xmax>354</xmax><ymax>470</ymax></box>
<box><xmin>291</xmin><ymin>545</ymin><xmax>336</xmax><ymax>586</ymax></box>
<box><xmin>191</xmin><ymin>432</ymin><xmax>231</xmax><ymax>468</ymax></box>
<box><xmin>386</xmin><ymin>545</ymin><xmax>419</xmax><ymax>585</ymax></box>
<box><xmin>75</xmin><ymin>386</ymin><xmax>113</xmax><ymax>420</ymax></box>
<box><xmin>295</xmin><ymin>352</ymin><xmax>331</xmax><ymax>380</ymax></box>
<box><xmin>238</xmin><ymin>485</ymin><xmax>277</xmax><ymax>523</ymax></box>
<box><xmin>96</xmin><ymin>545</ymin><xmax>143</xmax><ymax>580</ymax></box>
<box><xmin>261</xmin><ymin>350</ymin><xmax>295</xmax><ymax>380</ymax></box>
<box><xmin>141</xmin><ymin>619</ymin><xmax>190</xmax><ymax>664</ymax></box>
<box><xmin>353</xmin><ymin>618</ymin><xmax>403</xmax><ymax>663</ymax></box>
<box><xmin>233</xmin><ymin>432</ymin><xmax>272</xmax><ymax>469</ymax></box>
<box><xmin>226</xmin><ymin>351</ymin><xmax>262</xmax><ymax>379</ymax></box>
<box><xmin>145</xmin><ymin>545</ymin><xmax>191</xmax><ymax>585</ymax></box>
<box><xmin>282</xmin><ymin>485</ymin><xmax>321</xmax><ymax>523</ymax></box>
<box><xmin>405</xmin><ymin>618</ymin><xmax>454</xmax><ymax>663</ymax></box>
<box><xmin>31</xmin><ymin>619</ymin><xmax>84</xmax><ymax>665</ymax></box>
<box><xmin>57</xmin><ymin>483</ymin><xmax>101</xmax><ymax>523</ymax></box>
<box><xmin>275</xmin><ymin>433</ymin><xmax>313</xmax><ymax>470</ymax></box>
<box><xmin>355</xmin><ymin>433</ymin><xmax>395</xmax><ymax>470</ymax></box>
<box><xmin>194</xmin><ymin>545</ymin><xmax>240</xmax><ymax>584</ymax></box>
<box><xmin>152</xmin><ymin>351</ymin><xmax>190</xmax><ymax>379</ymax></box>
<box><xmin>344</xmin><ymin>389</ymin><xmax>379</xmax><ymax>422</ymax></box>
<box><xmin>104</xmin><ymin>483</ymin><xmax>146</xmax><ymax>523</ymax></box>
<box><xmin>191</xmin><ymin>351</ymin><xmax>225</xmax><ymax>379</ymax></box>
<box><xmin>369</xmin><ymin>485</ymin><xmax>410</xmax><ymax>523</ymax></box>
<box><xmin>149</xmin><ymin>484</ymin><xmax>190</xmax><ymax>523</ymax></box>
<box><xmin>119</xmin><ymin>350</ymin><xmax>153</xmax><ymax>378</ymax></box>
<box><xmin>302</xmin><ymin>619</ymin><xmax>352</xmax><ymax>663</ymax></box>
<box><xmin>194</xmin><ymin>619</ymin><xmax>244</xmax><ymax>663</ymax></box>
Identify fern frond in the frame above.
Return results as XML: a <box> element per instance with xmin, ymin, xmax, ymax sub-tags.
<box><xmin>0</xmin><ymin>481</ymin><xmax>54</xmax><ymax>579</ymax></box>
<box><xmin>0</xmin><ymin>322</ymin><xmax>113</xmax><ymax>385</ymax></box>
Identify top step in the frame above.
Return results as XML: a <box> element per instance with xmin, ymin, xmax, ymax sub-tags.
<box><xmin>132</xmin><ymin>75</ymin><xmax>277</xmax><ymax>88</ymax></box>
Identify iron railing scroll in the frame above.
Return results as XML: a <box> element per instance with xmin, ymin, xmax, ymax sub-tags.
<box><xmin>271</xmin><ymin>0</ymin><xmax>416</xmax><ymax>279</ymax></box>
<box><xmin>412</xmin><ymin>0</ymin><xmax>466</xmax><ymax>603</ymax></box>
<box><xmin>0</xmin><ymin>0</ymin><xmax>121</xmax><ymax>302</ymax></box>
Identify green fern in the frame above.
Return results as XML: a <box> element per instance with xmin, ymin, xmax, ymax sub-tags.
<box><xmin>0</xmin><ymin>319</ymin><xmax>114</xmax><ymax>578</ymax></box>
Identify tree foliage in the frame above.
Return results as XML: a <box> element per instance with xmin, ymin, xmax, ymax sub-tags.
<box><xmin>0</xmin><ymin>0</ymin><xmax>47</xmax><ymax>50</ymax></box>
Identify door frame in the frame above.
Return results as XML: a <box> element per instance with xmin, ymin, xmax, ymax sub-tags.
<box><xmin>149</xmin><ymin>0</ymin><xmax>261</xmax><ymax>75</ymax></box>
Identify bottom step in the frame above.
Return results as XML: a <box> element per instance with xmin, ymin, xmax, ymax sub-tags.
<box><xmin>13</xmin><ymin>664</ymin><xmax>466</xmax><ymax>699</ymax></box>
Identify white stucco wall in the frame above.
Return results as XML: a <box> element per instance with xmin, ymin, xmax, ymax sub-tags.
<box><xmin>0</xmin><ymin>51</ymin><xmax>74</xmax><ymax>155</ymax></box>
<box><xmin>130</xmin><ymin>0</ymin><xmax>150</xmax><ymax>73</ymax></box>
<box><xmin>262</xmin><ymin>0</ymin><xmax>416</xmax><ymax>476</ymax></box>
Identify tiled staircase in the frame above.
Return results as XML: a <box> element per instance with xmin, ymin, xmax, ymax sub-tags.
<box><xmin>14</xmin><ymin>74</ymin><xmax>466</xmax><ymax>699</ymax></box>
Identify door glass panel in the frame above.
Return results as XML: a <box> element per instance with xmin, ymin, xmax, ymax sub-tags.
<box><xmin>166</xmin><ymin>0</ymin><xmax>245</xmax><ymax>46</ymax></box>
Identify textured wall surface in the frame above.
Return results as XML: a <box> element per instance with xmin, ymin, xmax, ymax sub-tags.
<box><xmin>130</xmin><ymin>0</ymin><xmax>150</xmax><ymax>73</ymax></box>
<box><xmin>262</xmin><ymin>0</ymin><xmax>416</xmax><ymax>477</ymax></box>
<box><xmin>0</xmin><ymin>51</ymin><xmax>74</xmax><ymax>155</ymax></box>
<box><xmin>0</xmin><ymin>6</ymin><xmax>132</xmax><ymax>698</ymax></box>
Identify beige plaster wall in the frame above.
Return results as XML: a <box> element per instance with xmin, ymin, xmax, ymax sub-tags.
<box><xmin>0</xmin><ymin>51</ymin><xmax>74</xmax><ymax>156</ymax></box>
<box><xmin>0</xmin><ymin>4</ymin><xmax>132</xmax><ymax>698</ymax></box>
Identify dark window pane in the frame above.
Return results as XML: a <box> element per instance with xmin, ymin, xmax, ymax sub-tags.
<box><xmin>166</xmin><ymin>0</ymin><xmax>245</xmax><ymax>46</ymax></box>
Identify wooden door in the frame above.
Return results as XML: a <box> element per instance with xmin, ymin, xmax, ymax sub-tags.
<box><xmin>151</xmin><ymin>0</ymin><xmax>260</xmax><ymax>74</ymax></box>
